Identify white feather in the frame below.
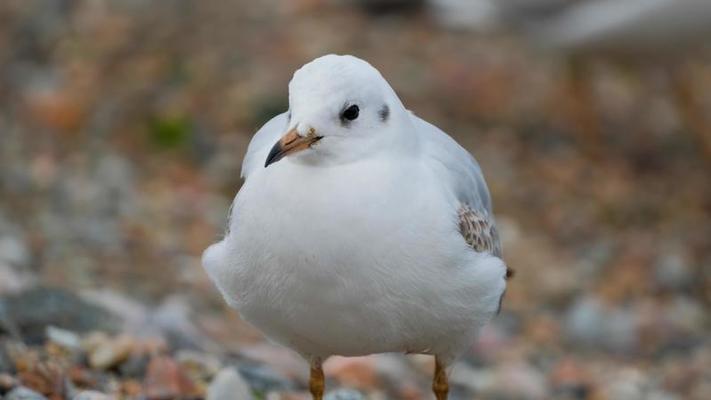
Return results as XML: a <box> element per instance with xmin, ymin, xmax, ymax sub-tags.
<box><xmin>202</xmin><ymin>54</ymin><xmax>507</xmax><ymax>364</ymax></box>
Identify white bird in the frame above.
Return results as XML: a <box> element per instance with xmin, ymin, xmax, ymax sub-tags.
<box><xmin>202</xmin><ymin>54</ymin><xmax>511</xmax><ymax>400</ymax></box>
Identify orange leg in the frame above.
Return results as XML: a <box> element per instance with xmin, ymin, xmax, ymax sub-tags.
<box><xmin>309</xmin><ymin>358</ymin><xmax>325</xmax><ymax>400</ymax></box>
<box><xmin>432</xmin><ymin>356</ymin><xmax>449</xmax><ymax>400</ymax></box>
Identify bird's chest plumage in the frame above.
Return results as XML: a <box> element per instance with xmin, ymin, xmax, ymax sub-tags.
<box><xmin>224</xmin><ymin>160</ymin><xmax>463</xmax><ymax>356</ymax></box>
<box><xmin>234</xmin><ymin>159</ymin><xmax>435</xmax><ymax>276</ymax></box>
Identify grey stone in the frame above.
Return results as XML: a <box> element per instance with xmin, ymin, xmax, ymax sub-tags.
<box><xmin>235</xmin><ymin>362</ymin><xmax>295</xmax><ymax>393</ymax></box>
<box><xmin>118</xmin><ymin>352</ymin><xmax>150</xmax><ymax>379</ymax></box>
<box><xmin>0</xmin><ymin>287</ymin><xmax>118</xmax><ymax>345</ymax></box>
<box><xmin>72</xmin><ymin>390</ymin><xmax>111</xmax><ymax>400</ymax></box>
<box><xmin>0</xmin><ymin>236</ymin><xmax>30</xmax><ymax>269</ymax></box>
<box><xmin>206</xmin><ymin>368</ymin><xmax>253</xmax><ymax>400</ymax></box>
<box><xmin>149</xmin><ymin>296</ymin><xmax>205</xmax><ymax>351</ymax></box>
<box><xmin>324</xmin><ymin>389</ymin><xmax>365</xmax><ymax>400</ymax></box>
<box><xmin>0</xmin><ymin>263</ymin><xmax>35</xmax><ymax>295</ymax></box>
<box><xmin>564</xmin><ymin>295</ymin><xmax>638</xmax><ymax>353</ymax></box>
<box><xmin>46</xmin><ymin>326</ymin><xmax>81</xmax><ymax>350</ymax></box>
<box><xmin>654</xmin><ymin>251</ymin><xmax>693</xmax><ymax>291</ymax></box>
<box><xmin>0</xmin><ymin>341</ymin><xmax>15</xmax><ymax>374</ymax></box>
<box><xmin>5</xmin><ymin>387</ymin><xmax>47</xmax><ymax>400</ymax></box>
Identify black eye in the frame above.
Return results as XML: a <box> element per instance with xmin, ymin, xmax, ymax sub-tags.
<box><xmin>341</xmin><ymin>105</ymin><xmax>359</xmax><ymax>121</ymax></box>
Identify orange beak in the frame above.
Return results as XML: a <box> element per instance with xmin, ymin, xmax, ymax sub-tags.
<box><xmin>264</xmin><ymin>128</ymin><xmax>322</xmax><ymax>167</ymax></box>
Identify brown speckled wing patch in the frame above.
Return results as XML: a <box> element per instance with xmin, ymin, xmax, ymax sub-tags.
<box><xmin>458</xmin><ymin>204</ymin><xmax>502</xmax><ymax>257</ymax></box>
<box><xmin>458</xmin><ymin>204</ymin><xmax>513</xmax><ymax>280</ymax></box>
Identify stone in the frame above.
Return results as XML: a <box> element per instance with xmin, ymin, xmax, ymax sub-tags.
<box><xmin>323</xmin><ymin>389</ymin><xmax>365</xmax><ymax>400</ymax></box>
<box><xmin>602</xmin><ymin>368</ymin><xmax>648</xmax><ymax>400</ymax></box>
<box><xmin>549</xmin><ymin>358</ymin><xmax>592</xmax><ymax>399</ymax></box>
<box><xmin>0</xmin><ymin>342</ymin><xmax>15</xmax><ymax>373</ymax></box>
<box><xmin>148</xmin><ymin>296</ymin><xmax>205</xmax><ymax>351</ymax></box>
<box><xmin>371</xmin><ymin>354</ymin><xmax>420</xmax><ymax>396</ymax></box>
<box><xmin>206</xmin><ymin>368</ymin><xmax>253</xmax><ymax>400</ymax></box>
<box><xmin>489</xmin><ymin>362</ymin><xmax>547</xmax><ymax>400</ymax></box>
<box><xmin>84</xmin><ymin>334</ymin><xmax>133</xmax><ymax>370</ymax></box>
<box><xmin>0</xmin><ymin>373</ymin><xmax>18</xmax><ymax>394</ymax></box>
<box><xmin>45</xmin><ymin>326</ymin><xmax>81</xmax><ymax>351</ymax></box>
<box><xmin>144</xmin><ymin>356</ymin><xmax>201</xmax><ymax>400</ymax></box>
<box><xmin>0</xmin><ymin>263</ymin><xmax>35</xmax><ymax>295</ymax></box>
<box><xmin>5</xmin><ymin>386</ymin><xmax>47</xmax><ymax>400</ymax></box>
<box><xmin>176</xmin><ymin>350</ymin><xmax>221</xmax><ymax>380</ymax></box>
<box><xmin>175</xmin><ymin>350</ymin><xmax>221</xmax><ymax>397</ymax></box>
<box><xmin>654</xmin><ymin>248</ymin><xmax>693</xmax><ymax>291</ymax></box>
<box><xmin>325</xmin><ymin>356</ymin><xmax>377</xmax><ymax>388</ymax></box>
<box><xmin>0</xmin><ymin>236</ymin><xmax>30</xmax><ymax>268</ymax></box>
<box><xmin>239</xmin><ymin>343</ymin><xmax>307</xmax><ymax>382</ymax></box>
<box><xmin>72</xmin><ymin>390</ymin><xmax>112</xmax><ymax>400</ymax></box>
<box><xmin>430</xmin><ymin>0</ymin><xmax>499</xmax><ymax>32</ymax></box>
<box><xmin>118</xmin><ymin>352</ymin><xmax>150</xmax><ymax>379</ymax></box>
<box><xmin>1</xmin><ymin>287</ymin><xmax>118</xmax><ymax>345</ymax></box>
<box><xmin>564</xmin><ymin>295</ymin><xmax>639</xmax><ymax>353</ymax></box>
<box><xmin>235</xmin><ymin>362</ymin><xmax>295</xmax><ymax>393</ymax></box>
<box><xmin>79</xmin><ymin>290</ymin><xmax>149</xmax><ymax>333</ymax></box>
<box><xmin>449</xmin><ymin>363</ymin><xmax>492</xmax><ymax>393</ymax></box>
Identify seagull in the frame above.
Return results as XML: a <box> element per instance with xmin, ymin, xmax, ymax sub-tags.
<box><xmin>202</xmin><ymin>54</ymin><xmax>511</xmax><ymax>400</ymax></box>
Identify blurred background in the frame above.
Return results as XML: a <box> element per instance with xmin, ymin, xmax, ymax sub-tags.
<box><xmin>1</xmin><ymin>1</ymin><xmax>710</xmax><ymax>399</ymax></box>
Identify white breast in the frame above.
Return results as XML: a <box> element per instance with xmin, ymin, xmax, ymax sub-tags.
<box><xmin>205</xmin><ymin>156</ymin><xmax>505</xmax><ymax>360</ymax></box>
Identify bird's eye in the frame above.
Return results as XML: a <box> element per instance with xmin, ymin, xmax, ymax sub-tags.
<box><xmin>341</xmin><ymin>105</ymin><xmax>359</xmax><ymax>122</ymax></box>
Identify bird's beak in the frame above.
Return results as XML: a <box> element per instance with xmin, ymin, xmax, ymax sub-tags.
<box><xmin>264</xmin><ymin>128</ymin><xmax>322</xmax><ymax>167</ymax></box>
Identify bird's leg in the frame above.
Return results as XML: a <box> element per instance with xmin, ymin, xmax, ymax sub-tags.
<box><xmin>432</xmin><ymin>356</ymin><xmax>449</xmax><ymax>400</ymax></box>
<box><xmin>309</xmin><ymin>358</ymin><xmax>325</xmax><ymax>400</ymax></box>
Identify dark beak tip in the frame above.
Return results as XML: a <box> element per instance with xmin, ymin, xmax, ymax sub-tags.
<box><xmin>264</xmin><ymin>142</ymin><xmax>284</xmax><ymax>168</ymax></box>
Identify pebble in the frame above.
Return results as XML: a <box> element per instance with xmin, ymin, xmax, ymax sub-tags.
<box><xmin>148</xmin><ymin>296</ymin><xmax>205</xmax><ymax>351</ymax></box>
<box><xmin>236</xmin><ymin>362</ymin><xmax>295</xmax><ymax>393</ymax></box>
<box><xmin>654</xmin><ymin>249</ymin><xmax>692</xmax><ymax>291</ymax></box>
<box><xmin>323</xmin><ymin>389</ymin><xmax>365</xmax><ymax>400</ymax></box>
<box><xmin>5</xmin><ymin>386</ymin><xmax>47</xmax><ymax>400</ymax></box>
<box><xmin>326</xmin><ymin>356</ymin><xmax>377</xmax><ymax>388</ymax></box>
<box><xmin>206</xmin><ymin>367</ymin><xmax>253</xmax><ymax>400</ymax></box>
<box><xmin>602</xmin><ymin>368</ymin><xmax>649</xmax><ymax>400</ymax></box>
<box><xmin>0</xmin><ymin>263</ymin><xmax>34</xmax><ymax>295</ymax></box>
<box><xmin>176</xmin><ymin>350</ymin><xmax>221</xmax><ymax>379</ymax></box>
<box><xmin>564</xmin><ymin>295</ymin><xmax>638</xmax><ymax>353</ymax></box>
<box><xmin>491</xmin><ymin>362</ymin><xmax>547</xmax><ymax>400</ymax></box>
<box><xmin>371</xmin><ymin>354</ymin><xmax>421</xmax><ymax>396</ymax></box>
<box><xmin>144</xmin><ymin>355</ymin><xmax>201</xmax><ymax>400</ymax></box>
<box><xmin>0</xmin><ymin>236</ymin><xmax>30</xmax><ymax>269</ymax></box>
<box><xmin>0</xmin><ymin>373</ymin><xmax>18</xmax><ymax>393</ymax></box>
<box><xmin>429</xmin><ymin>0</ymin><xmax>498</xmax><ymax>32</ymax></box>
<box><xmin>45</xmin><ymin>326</ymin><xmax>81</xmax><ymax>350</ymax></box>
<box><xmin>0</xmin><ymin>343</ymin><xmax>14</xmax><ymax>373</ymax></box>
<box><xmin>72</xmin><ymin>390</ymin><xmax>112</xmax><ymax>400</ymax></box>
<box><xmin>118</xmin><ymin>352</ymin><xmax>150</xmax><ymax>379</ymax></box>
<box><xmin>84</xmin><ymin>334</ymin><xmax>133</xmax><ymax>370</ymax></box>
<box><xmin>239</xmin><ymin>343</ymin><xmax>308</xmax><ymax>381</ymax></box>
<box><xmin>79</xmin><ymin>290</ymin><xmax>149</xmax><ymax>333</ymax></box>
<box><xmin>449</xmin><ymin>363</ymin><xmax>492</xmax><ymax>393</ymax></box>
<box><xmin>1</xmin><ymin>287</ymin><xmax>118</xmax><ymax>345</ymax></box>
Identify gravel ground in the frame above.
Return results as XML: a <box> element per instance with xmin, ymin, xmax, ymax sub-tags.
<box><xmin>0</xmin><ymin>1</ymin><xmax>709</xmax><ymax>399</ymax></box>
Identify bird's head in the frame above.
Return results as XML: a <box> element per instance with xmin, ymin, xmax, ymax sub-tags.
<box><xmin>265</xmin><ymin>54</ymin><xmax>409</xmax><ymax>168</ymax></box>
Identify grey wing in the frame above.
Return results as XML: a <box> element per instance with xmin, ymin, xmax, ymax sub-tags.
<box><xmin>412</xmin><ymin>114</ymin><xmax>493</xmax><ymax>213</ymax></box>
<box><xmin>413</xmin><ymin>114</ymin><xmax>511</xmax><ymax>278</ymax></box>
<box><xmin>241</xmin><ymin>112</ymin><xmax>289</xmax><ymax>180</ymax></box>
